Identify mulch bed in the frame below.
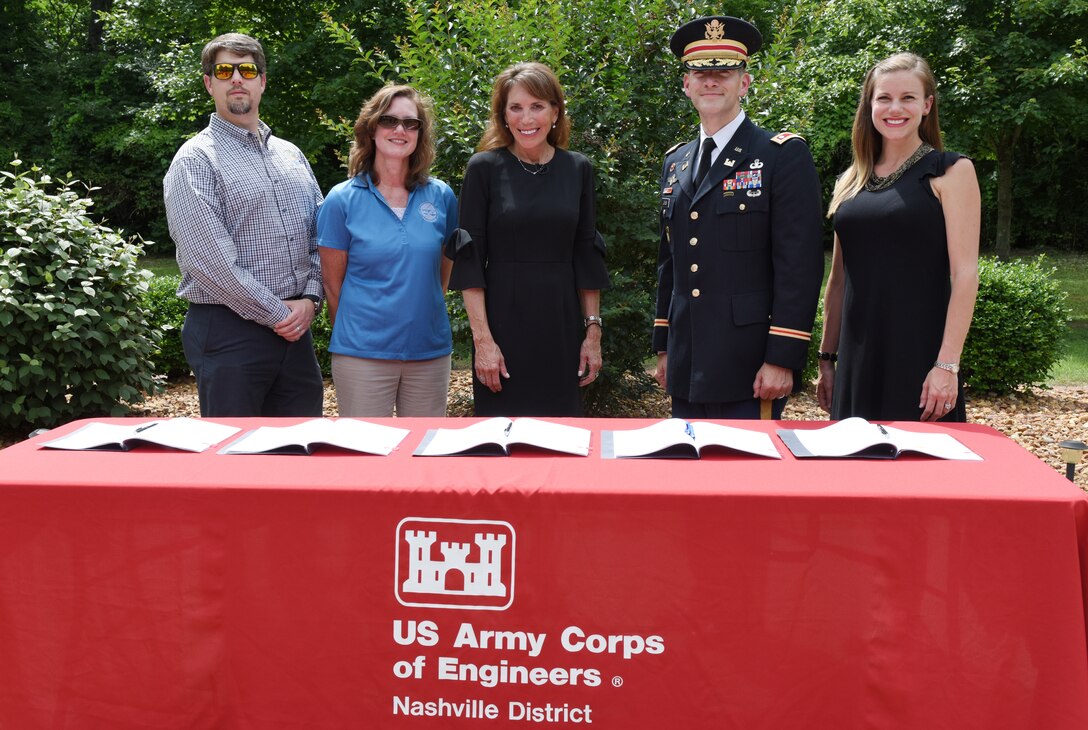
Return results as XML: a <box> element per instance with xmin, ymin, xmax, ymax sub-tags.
<box><xmin>5</xmin><ymin>372</ymin><xmax>1086</xmax><ymax>489</ymax></box>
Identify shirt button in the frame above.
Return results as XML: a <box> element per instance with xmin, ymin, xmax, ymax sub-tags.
<box><xmin>690</xmin><ymin>211</ymin><xmax>699</xmax><ymax>220</ymax></box>
<box><xmin>739</xmin><ymin>203</ymin><xmax>746</xmax><ymax>211</ymax></box>
<box><xmin>690</xmin><ymin>264</ymin><xmax>699</xmax><ymax>273</ymax></box>
<box><xmin>689</xmin><ymin>237</ymin><xmax>698</xmax><ymax>246</ymax></box>
<box><xmin>692</xmin><ymin>288</ymin><xmax>701</xmax><ymax>297</ymax></box>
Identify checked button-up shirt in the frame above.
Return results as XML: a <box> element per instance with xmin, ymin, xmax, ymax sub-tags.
<box><xmin>164</xmin><ymin>113</ymin><xmax>324</xmax><ymax>328</ymax></box>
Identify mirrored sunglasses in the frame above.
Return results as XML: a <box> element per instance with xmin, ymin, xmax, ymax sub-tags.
<box><xmin>377</xmin><ymin>115</ymin><xmax>422</xmax><ymax>132</ymax></box>
<box><xmin>213</xmin><ymin>63</ymin><xmax>260</xmax><ymax>80</ymax></box>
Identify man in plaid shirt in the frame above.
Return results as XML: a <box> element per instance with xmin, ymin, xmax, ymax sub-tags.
<box><xmin>164</xmin><ymin>33</ymin><xmax>324</xmax><ymax>417</ymax></box>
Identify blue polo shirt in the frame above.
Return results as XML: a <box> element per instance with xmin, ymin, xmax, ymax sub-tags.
<box><xmin>317</xmin><ymin>173</ymin><xmax>457</xmax><ymax>360</ymax></box>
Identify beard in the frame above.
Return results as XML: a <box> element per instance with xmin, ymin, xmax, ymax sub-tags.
<box><xmin>227</xmin><ymin>96</ymin><xmax>252</xmax><ymax>115</ymax></box>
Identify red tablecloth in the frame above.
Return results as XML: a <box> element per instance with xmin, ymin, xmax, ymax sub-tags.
<box><xmin>1</xmin><ymin>417</ymin><xmax>1086</xmax><ymax>729</ymax></box>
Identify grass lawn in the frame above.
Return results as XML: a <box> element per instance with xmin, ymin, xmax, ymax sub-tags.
<box><xmin>142</xmin><ymin>256</ymin><xmax>180</xmax><ymax>278</ymax></box>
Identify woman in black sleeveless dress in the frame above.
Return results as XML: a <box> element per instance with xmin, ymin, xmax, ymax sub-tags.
<box><xmin>817</xmin><ymin>53</ymin><xmax>981</xmax><ymax>422</ymax></box>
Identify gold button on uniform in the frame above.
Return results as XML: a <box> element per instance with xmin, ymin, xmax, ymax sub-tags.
<box><xmin>689</xmin><ymin>237</ymin><xmax>698</xmax><ymax>246</ymax></box>
<box><xmin>690</xmin><ymin>211</ymin><xmax>699</xmax><ymax>220</ymax></box>
<box><xmin>692</xmin><ymin>288</ymin><xmax>701</xmax><ymax>297</ymax></box>
<box><xmin>690</xmin><ymin>264</ymin><xmax>699</xmax><ymax>273</ymax></box>
<box><xmin>739</xmin><ymin>203</ymin><xmax>746</xmax><ymax>211</ymax></box>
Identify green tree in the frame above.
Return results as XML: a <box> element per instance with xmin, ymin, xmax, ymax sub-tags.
<box><xmin>940</xmin><ymin>0</ymin><xmax>1088</xmax><ymax>256</ymax></box>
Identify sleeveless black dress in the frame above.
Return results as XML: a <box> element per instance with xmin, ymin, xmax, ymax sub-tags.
<box><xmin>831</xmin><ymin>150</ymin><xmax>966</xmax><ymax>422</ymax></box>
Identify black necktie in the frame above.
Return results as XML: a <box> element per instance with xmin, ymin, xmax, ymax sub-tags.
<box><xmin>694</xmin><ymin>137</ymin><xmax>716</xmax><ymax>188</ymax></box>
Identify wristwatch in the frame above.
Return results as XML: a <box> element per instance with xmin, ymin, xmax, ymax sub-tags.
<box><xmin>584</xmin><ymin>315</ymin><xmax>603</xmax><ymax>329</ymax></box>
<box><xmin>301</xmin><ymin>294</ymin><xmax>320</xmax><ymax>313</ymax></box>
<box><xmin>933</xmin><ymin>360</ymin><xmax>960</xmax><ymax>374</ymax></box>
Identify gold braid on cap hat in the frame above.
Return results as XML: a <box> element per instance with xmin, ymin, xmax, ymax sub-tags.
<box><xmin>682</xmin><ymin>20</ymin><xmax>749</xmax><ymax>67</ymax></box>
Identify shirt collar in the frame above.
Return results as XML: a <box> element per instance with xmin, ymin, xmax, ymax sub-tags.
<box><xmin>699</xmin><ymin>109</ymin><xmax>746</xmax><ymax>153</ymax></box>
<box><xmin>209</xmin><ymin>113</ymin><xmax>271</xmax><ymax>145</ymax></box>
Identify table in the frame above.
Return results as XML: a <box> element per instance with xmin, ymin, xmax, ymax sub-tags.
<box><xmin>1</xmin><ymin>418</ymin><xmax>1086</xmax><ymax>729</ymax></box>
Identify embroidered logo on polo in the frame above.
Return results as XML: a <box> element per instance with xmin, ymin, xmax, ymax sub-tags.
<box><xmin>723</xmin><ymin>170</ymin><xmax>762</xmax><ymax>191</ymax></box>
<box><xmin>395</xmin><ymin>517</ymin><xmax>515</xmax><ymax>611</ymax></box>
<box><xmin>418</xmin><ymin>202</ymin><xmax>438</xmax><ymax>222</ymax></box>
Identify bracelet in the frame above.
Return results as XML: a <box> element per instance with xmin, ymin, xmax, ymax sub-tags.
<box><xmin>584</xmin><ymin>315</ymin><xmax>603</xmax><ymax>329</ymax></box>
<box><xmin>818</xmin><ymin>351</ymin><xmax>837</xmax><ymax>363</ymax></box>
<box><xmin>933</xmin><ymin>360</ymin><xmax>960</xmax><ymax>374</ymax></box>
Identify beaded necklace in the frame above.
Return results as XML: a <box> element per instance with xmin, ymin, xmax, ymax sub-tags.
<box><xmin>866</xmin><ymin>142</ymin><xmax>934</xmax><ymax>192</ymax></box>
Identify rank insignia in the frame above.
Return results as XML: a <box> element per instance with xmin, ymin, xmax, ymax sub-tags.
<box><xmin>681</xmin><ymin>162</ymin><xmax>689</xmax><ymax>171</ymax></box>
<box><xmin>749</xmin><ymin>159</ymin><xmax>763</xmax><ymax>169</ymax></box>
<box><xmin>771</xmin><ymin>132</ymin><xmax>806</xmax><ymax>145</ymax></box>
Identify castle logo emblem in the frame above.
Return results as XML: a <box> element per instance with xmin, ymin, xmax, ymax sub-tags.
<box><xmin>395</xmin><ymin>517</ymin><xmax>515</xmax><ymax>610</ymax></box>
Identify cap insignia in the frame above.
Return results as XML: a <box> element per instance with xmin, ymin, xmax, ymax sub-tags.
<box><xmin>705</xmin><ymin>19</ymin><xmax>725</xmax><ymax>40</ymax></box>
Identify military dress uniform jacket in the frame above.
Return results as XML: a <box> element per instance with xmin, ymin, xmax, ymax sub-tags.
<box><xmin>653</xmin><ymin>117</ymin><xmax>824</xmax><ymax>404</ymax></box>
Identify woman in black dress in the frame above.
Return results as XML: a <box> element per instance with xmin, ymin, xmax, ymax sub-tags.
<box><xmin>817</xmin><ymin>53</ymin><xmax>980</xmax><ymax>422</ymax></box>
<box><xmin>449</xmin><ymin>62</ymin><xmax>609</xmax><ymax>416</ymax></box>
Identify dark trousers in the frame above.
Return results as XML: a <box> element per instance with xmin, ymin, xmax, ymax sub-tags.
<box><xmin>182</xmin><ymin>303</ymin><xmax>323</xmax><ymax>418</ymax></box>
<box><xmin>671</xmin><ymin>394</ymin><xmax>787</xmax><ymax>420</ymax></box>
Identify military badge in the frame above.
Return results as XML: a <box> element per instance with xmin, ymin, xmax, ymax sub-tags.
<box><xmin>749</xmin><ymin>159</ymin><xmax>763</xmax><ymax>169</ymax></box>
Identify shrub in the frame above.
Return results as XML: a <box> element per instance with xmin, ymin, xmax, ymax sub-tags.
<box><xmin>963</xmin><ymin>256</ymin><xmax>1070</xmax><ymax>393</ymax></box>
<box><xmin>144</xmin><ymin>274</ymin><xmax>188</xmax><ymax>378</ymax></box>
<box><xmin>0</xmin><ymin>159</ymin><xmax>161</xmax><ymax>431</ymax></box>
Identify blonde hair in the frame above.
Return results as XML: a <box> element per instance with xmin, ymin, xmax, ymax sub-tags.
<box><xmin>477</xmin><ymin>62</ymin><xmax>570</xmax><ymax>152</ymax></box>
<box><xmin>347</xmin><ymin>84</ymin><xmax>435</xmax><ymax>189</ymax></box>
<box><xmin>828</xmin><ymin>53</ymin><xmax>943</xmax><ymax>217</ymax></box>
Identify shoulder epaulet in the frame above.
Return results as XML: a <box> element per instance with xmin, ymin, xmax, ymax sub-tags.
<box><xmin>665</xmin><ymin>142</ymin><xmax>684</xmax><ymax>155</ymax></box>
<box><xmin>771</xmin><ymin>132</ymin><xmax>806</xmax><ymax>145</ymax></box>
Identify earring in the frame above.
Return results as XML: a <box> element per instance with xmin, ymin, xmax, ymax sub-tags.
<box><xmin>552</xmin><ymin>123</ymin><xmax>556</xmax><ymax>128</ymax></box>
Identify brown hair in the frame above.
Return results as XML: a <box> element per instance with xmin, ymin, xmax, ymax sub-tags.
<box><xmin>477</xmin><ymin>62</ymin><xmax>570</xmax><ymax>152</ymax></box>
<box><xmin>828</xmin><ymin>53</ymin><xmax>943</xmax><ymax>216</ymax></box>
<box><xmin>201</xmin><ymin>33</ymin><xmax>267</xmax><ymax>77</ymax></box>
<box><xmin>347</xmin><ymin>84</ymin><xmax>435</xmax><ymax>190</ymax></box>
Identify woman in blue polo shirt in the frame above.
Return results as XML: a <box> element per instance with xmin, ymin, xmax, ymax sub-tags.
<box><xmin>317</xmin><ymin>84</ymin><xmax>458</xmax><ymax>416</ymax></box>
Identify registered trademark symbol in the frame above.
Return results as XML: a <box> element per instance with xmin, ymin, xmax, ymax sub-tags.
<box><xmin>612</xmin><ymin>676</ymin><xmax>623</xmax><ymax>687</ymax></box>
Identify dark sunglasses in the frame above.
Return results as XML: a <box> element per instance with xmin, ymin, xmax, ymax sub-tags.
<box><xmin>376</xmin><ymin>115</ymin><xmax>422</xmax><ymax>131</ymax></box>
<box><xmin>212</xmin><ymin>62</ymin><xmax>260</xmax><ymax>80</ymax></box>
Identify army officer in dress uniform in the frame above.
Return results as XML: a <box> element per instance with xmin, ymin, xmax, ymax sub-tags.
<box><xmin>653</xmin><ymin>15</ymin><xmax>824</xmax><ymax>420</ymax></box>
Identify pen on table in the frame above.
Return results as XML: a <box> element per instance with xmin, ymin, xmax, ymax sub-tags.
<box><xmin>504</xmin><ymin>422</ymin><xmax>513</xmax><ymax>437</ymax></box>
<box><xmin>877</xmin><ymin>424</ymin><xmax>889</xmax><ymax>437</ymax></box>
<box><xmin>135</xmin><ymin>422</ymin><xmax>160</xmax><ymax>433</ymax></box>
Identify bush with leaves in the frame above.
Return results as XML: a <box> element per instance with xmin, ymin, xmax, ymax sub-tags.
<box><xmin>962</xmin><ymin>256</ymin><xmax>1070</xmax><ymax>393</ymax></box>
<box><xmin>144</xmin><ymin>274</ymin><xmax>189</xmax><ymax>378</ymax></box>
<box><xmin>0</xmin><ymin>159</ymin><xmax>161</xmax><ymax>431</ymax></box>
